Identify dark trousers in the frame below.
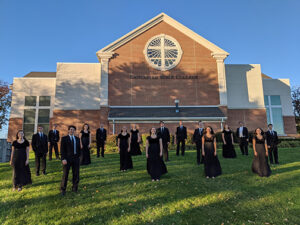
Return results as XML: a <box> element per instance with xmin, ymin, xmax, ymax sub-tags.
<box><xmin>97</xmin><ymin>142</ymin><xmax>105</xmax><ymax>157</ymax></box>
<box><xmin>61</xmin><ymin>157</ymin><xmax>80</xmax><ymax>191</ymax></box>
<box><xmin>49</xmin><ymin>142</ymin><xmax>59</xmax><ymax>160</ymax></box>
<box><xmin>176</xmin><ymin>139</ymin><xmax>185</xmax><ymax>156</ymax></box>
<box><xmin>35</xmin><ymin>153</ymin><xmax>46</xmax><ymax>174</ymax></box>
<box><xmin>268</xmin><ymin>146</ymin><xmax>278</xmax><ymax>164</ymax></box>
<box><xmin>196</xmin><ymin>142</ymin><xmax>203</xmax><ymax>164</ymax></box>
<box><xmin>162</xmin><ymin>142</ymin><xmax>169</xmax><ymax>161</ymax></box>
<box><xmin>239</xmin><ymin>138</ymin><xmax>248</xmax><ymax>155</ymax></box>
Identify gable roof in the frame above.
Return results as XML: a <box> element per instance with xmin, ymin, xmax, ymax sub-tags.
<box><xmin>97</xmin><ymin>13</ymin><xmax>229</xmax><ymax>57</ymax></box>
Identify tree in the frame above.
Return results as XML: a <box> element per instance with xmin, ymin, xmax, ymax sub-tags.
<box><xmin>291</xmin><ymin>86</ymin><xmax>300</xmax><ymax>133</ymax></box>
<box><xmin>0</xmin><ymin>80</ymin><xmax>11</xmax><ymax>130</ymax></box>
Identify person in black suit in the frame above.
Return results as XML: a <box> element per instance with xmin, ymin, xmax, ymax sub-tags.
<box><xmin>60</xmin><ymin>125</ymin><xmax>81</xmax><ymax>196</ymax></box>
<box><xmin>266</xmin><ymin>124</ymin><xmax>279</xmax><ymax>164</ymax></box>
<box><xmin>48</xmin><ymin>124</ymin><xmax>60</xmax><ymax>160</ymax></box>
<box><xmin>193</xmin><ymin>121</ymin><xmax>204</xmax><ymax>164</ymax></box>
<box><xmin>156</xmin><ymin>121</ymin><xmax>170</xmax><ymax>161</ymax></box>
<box><xmin>236</xmin><ymin>121</ymin><xmax>249</xmax><ymax>155</ymax></box>
<box><xmin>175</xmin><ymin>121</ymin><xmax>187</xmax><ymax>156</ymax></box>
<box><xmin>31</xmin><ymin>126</ymin><xmax>48</xmax><ymax>176</ymax></box>
<box><xmin>96</xmin><ymin>123</ymin><xmax>107</xmax><ymax>158</ymax></box>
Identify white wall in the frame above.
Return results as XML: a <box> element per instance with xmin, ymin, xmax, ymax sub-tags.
<box><xmin>54</xmin><ymin>63</ymin><xmax>101</xmax><ymax>110</ymax></box>
<box><xmin>10</xmin><ymin>78</ymin><xmax>56</xmax><ymax>118</ymax></box>
<box><xmin>225</xmin><ymin>64</ymin><xmax>265</xmax><ymax>109</ymax></box>
<box><xmin>263</xmin><ymin>78</ymin><xmax>294</xmax><ymax>116</ymax></box>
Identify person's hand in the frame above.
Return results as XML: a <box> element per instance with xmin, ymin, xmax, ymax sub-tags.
<box><xmin>88</xmin><ymin>144</ymin><xmax>91</xmax><ymax>148</ymax></box>
<box><xmin>118</xmin><ymin>148</ymin><xmax>120</xmax><ymax>153</ymax></box>
<box><xmin>10</xmin><ymin>160</ymin><xmax>12</xmax><ymax>166</ymax></box>
<box><xmin>266</xmin><ymin>151</ymin><xmax>269</xmax><ymax>157</ymax></box>
<box><xmin>167</xmin><ymin>142</ymin><xmax>170</xmax><ymax>145</ymax></box>
<box><xmin>160</xmin><ymin>152</ymin><xmax>163</xmax><ymax>157</ymax></box>
<box><xmin>25</xmin><ymin>159</ymin><xmax>29</xmax><ymax>166</ymax></box>
<box><xmin>214</xmin><ymin>151</ymin><xmax>217</xmax><ymax>156</ymax></box>
<box><xmin>146</xmin><ymin>153</ymin><xmax>149</xmax><ymax>158</ymax></box>
<box><xmin>224</xmin><ymin>141</ymin><xmax>227</xmax><ymax>145</ymax></box>
<box><xmin>254</xmin><ymin>152</ymin><xmax>257</xmax><ymax>157</ymax></box>
<box><xmin>80</xmin><ymin>144</ymin><xmax>83</xmax><ymax>149</ymax></box>
<box><xmin>232</xmin><ymin>142</ymin><xmax>234</xmax><ymax>145</ymax></box>
<box><xmin>246</xmin><ymin>139</ymin><xmax>249</xmax><ymax>142</ymax></box>
<box><xmin>267</xmin><ymin>145</ymin><xmax>270</xmax><ymax>149</ymax></box>
<box><xmin>202</xmin><ymin>152</ymin><xmax>205</xmax><ymax>157</ymax></box>
<box><xmin>127</xmin><ymin>148</ymin><xmax>130</xmax><ymax>153</ymax></box>
<box><xmin>62</xmin><ymin>160</ymin><xmax>67</xmax><ymax>165</ymax></box>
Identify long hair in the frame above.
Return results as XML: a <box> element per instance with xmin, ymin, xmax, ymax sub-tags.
<box><xmin>204</xmin><ymin>126</ymin><xmax>214</xmax><ymax>135</ymax></box>
<box><xmin>149</xmin><ymin>127</ymin><xmax>157</xmax><ymax>135</ymax></box>
<box><xmin>254</xmin><ymin>127</ymin><xmax>264</xmax><ymax>136</ymax></box>
<box><xmin>222</xmin><ymin>124</ymin><xmax>231</xmax><ymax>132</ymax></box>
<box><xmin>82</xmin><ymin>123</ymin><xmax>90</xmax><ymax>131</ymax></box>
<box><xmin>16</xmin><ymin>130</ymin><xmax>26</xmax><ymax>140</ymax></box>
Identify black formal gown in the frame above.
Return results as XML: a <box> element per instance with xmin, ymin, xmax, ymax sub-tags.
<box><xmin>130</xmin><ymin>129</ymin><xmax>142</xmax><ymax>156</ymax></box>
<box><xmin>146</xmin><ymin>136</ymin><xmax>167</xmax><ymax>180</ymax></box>
<box><xmin>11</xmin><ymin>140</ymin><xmax>32</xmax><ymax>188</ymax></box>
<box><xmin>222</xmin><ymin>130</ymin><xmax>237</xmax><ymax>158</ymax></box>
<box><xmin>118</xmin><ymin>133</ymin><xmax>133</xmax><ymax>170</ymax></box>
<box><xmin>80</xmin><ymin>130</ymin><xmax>91</xmax><ymax>165</ymax></box>
<box><xmin>203</xmin><ymin>135</ymin><xmax>222</xmax><ymax>178</ymax></box>
<box><xmin>252</xmin><ymin>136</ymin><xmax>272</xmax><ymax>177</ymax></box>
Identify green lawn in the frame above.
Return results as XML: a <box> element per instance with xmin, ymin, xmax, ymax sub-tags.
<box><xmin>0</xmin><ymin>147</ymin><xmax>300</xmax><ymax>225</ymax></box>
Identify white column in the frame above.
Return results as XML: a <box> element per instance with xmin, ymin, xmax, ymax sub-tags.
<box><xmin>97</xmin><ymin>52</ymin><xmax>114</xmax><ymax>106</ymax></box>
<box><xmin>212</xmin><ymin>53</ymin><xmax>228</xmax><ymax>106</ymax></box>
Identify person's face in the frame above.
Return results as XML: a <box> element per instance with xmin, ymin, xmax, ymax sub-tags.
<box><xmin>38</xmin><ymin>127</ymin><xmax>43</xmax><ymax>133</ymax></box>
<box><xmin>179</xmin><ymin>121</ymin><xmax>183</xmax><ymax>126</ymax></box>
<box><xmin>199</xmin><ymin>122</ymin><xmax>204</xmax><ymax>128</ymax></box>
<box><xmin>268</xmin><ymin>125</ymin><xmax>273</xmax><ymax>130</ymax></box>
<box><xmin>84</xmin><ymin>125</ymin><xmax>89</xmax><ymax>130</ymax></box>
<box><xmin>53</xmin><ymin>125</ymin><xmax>57</xmax><ymax>130</ymax></box>
<box><xmin>206</xmin><ymin>127</ymin><xmax>211</xmax><ymax>134</ymax></box>
<box><xmin>151</xmin><ymin>128</ymin><xmax>156</xmax><ymax>134</ymax></box>
<box><xmin>225</xmin><ymin>124</ymin><xmax>229</xmax><ymax>130</ymax></box>
<box><xmin>256</xmin><ymin>128</ymin><xmax>261</xmax><ymax>135</ymax></box>
<box><xmin>160</xmin><ymin>122</ymin><xmax>164</xmax><ymax>127</ymax></box>
<box><xmin>122</xmin><ymin>127</ymin><xmax>127</xmax><ymax>132</ymax></box>
<box><xmin>100</xmin><ymin>124</ymin><xmax>104</xmax><ymax>128</ymax></box>
<box><xmin>18</xmin><ymin>131</ymin><xmax>24</xmax><ymax>139</ymax></box>
<box><xmin>133</xmin><ymin>124</ymin><xmax>137</xmax><ymax>129</ymax></box>
<box><xmin>239</xmin><ymin>122</ymin><xmax>243</xmax><ymax>127</ymax></box>
<box><xmin>69</xmin><ymin>127</ymin><xmax>75</xmax><ymax>135</ymax></box>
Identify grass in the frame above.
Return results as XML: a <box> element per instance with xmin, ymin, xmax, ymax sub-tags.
<box><xmin>0</xmin><ymin>147</ymin><xmax>300</xmax><ymax>225</ymax></box>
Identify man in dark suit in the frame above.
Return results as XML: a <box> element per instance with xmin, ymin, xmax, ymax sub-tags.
<box><xmin>193</xmin><ymin>121</ymin><xmax>204</xmax><ymax>165</ymax></box>
<box><xmin>96</xmin><ymin>123</ymin><xmax>107</xmax><ymax>158</ymax></box>
<box><xmin>31</xmin><ymin>126</ymin><xmax>48</xmax><ymax>176</ymax></box>
<box><xmin>175</xmin><ymin>121</ymin><xmax>187</xmax><ymax>156</ymax></box>
<box><xmin>266</xmin><ymin>124</ymin><xmax>279</xmax><ymax>164</ymax></box>
<box><xmin>157</xmin><ymin>121</ymin><xmax>170</xmax><ymax>161</ymax></box>
<box><xmin>48</xmin><ymin>124</ymin><xmax>60</xmax><ymax>160</ymax></box>
<box><xmin>60</xmin><ymin>125</ymin><xmax>81</xmax><ymax>196</ymax></box>
<box><xmin>236</xmin><ymin>121</ymin><xmax>249</xmax><ymax>155</ymax></box>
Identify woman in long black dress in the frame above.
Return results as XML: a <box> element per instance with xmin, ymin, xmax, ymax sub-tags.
<box><xmin>10</xmin><ymin>130</ymin><xmax>32</xmax><ymax>191</ymax></box>
<box><xmin>202</xmin><ymin>126</ymin><xmax>222</xmax><ymax>178</ymax></box>
<box><xmin>222</xmin><ymin>124</ymin><xmax>237</xmax><ymax>158</ymax></box>
<box><xmin>146</xmin><ymin>127</ymin><xmax>167</xmax><ymax>181</ymax></box>
<box><xmin>79</xmin><ymin>123</ymin><xmax>91</xmax><ymax>165</ymax></box>
<box><xmin>130</xmin><ymin>124</ymin><xmax>142</xmax><ymax>156</ymax></box>
<box><xmin>252</xmin><ymin>128</ymin><xmax>271</xmax><ymax>177</ymax></box>
<box><xmin>117</xmin><ymin>126</ymin><xmax>133</xmax><ymax>171</ymax></box>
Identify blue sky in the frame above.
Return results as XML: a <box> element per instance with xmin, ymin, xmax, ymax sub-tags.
<box><xmin>0</xmin><ymin>0</ymin><xmax>299</xmax><ymax>138</ymax></box>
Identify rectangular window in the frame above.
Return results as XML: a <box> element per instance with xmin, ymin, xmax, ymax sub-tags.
<box><xmin>25</xmin><ymin>96</ymin><xmax>37</xmax><ymax>106</ymax></box>
<box><xmin>270</xmin><ymin>95</ymin><xmax>281</xmax><ymax>106</ymax></box>
<box><xmin>271</xmin><ymin>108</ymin><xmax>284</xmax><ymax>134</ymax></box>
<box><xmin>264</xmin><ymin>95</ymin><xmax>284</xmax><ymax>134</ymax></box>
<box><xmin>38</xmin><ymin>109</ymin><xmax>50</xmax><ymax>135</ymax></box>
<box><xmin>23</xmin><ymin>109</ymin><xmax>36</xmax><ymax>139</ymax></box>
<box><xmin>264</xmin><ymin>95</ymin><xmax>269</xmax><ymax>106</ymax></box>
<box><xmin>39</xmin><ymin>96</ymin><xmax>51</xmax><ymax>106</ymax></box>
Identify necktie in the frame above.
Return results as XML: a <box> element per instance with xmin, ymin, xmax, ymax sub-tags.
<box><xmin>71</xmin><ymin>136</ymin><xmax>76</xmax><ymax>154</ymax></box>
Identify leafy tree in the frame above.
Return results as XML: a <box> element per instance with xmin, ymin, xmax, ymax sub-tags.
<box><xmin>0</xmin><ymin>80</ymin><xmax>11</xmax><ymax>130</ymax></box>
<box><xmin>291</xmin><ymin>86</ymin><xmax>300</xmax><ymax>133</ymax></box>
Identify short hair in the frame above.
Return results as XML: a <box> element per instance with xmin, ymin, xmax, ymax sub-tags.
<box><xmin>239</xmin><ymin>121</ymin><xmax>243</xmax><ymax>124</ymax></box>
<box><xmin>38</xmin><ymin>125</ymin><xmax>43</xmax><ymax>128</ymax></box>
<box><xmin>68</xmin><ymin>125</ymin><xmax>76</xmax><ymax>130</ymax></box>
<box><xmin>160</xmin><ymin>121</ymin><xmax>164</xmax><ymax>124</ymax></box>
<box><xmin>198</xmin><ymin>120</ymin><xmax>202</xmax><ymax>123</ymax></box>
<box><xmin>268</xmin><ymin>123</ymin><xmax>273</xmax><ymax>126</ymax></box>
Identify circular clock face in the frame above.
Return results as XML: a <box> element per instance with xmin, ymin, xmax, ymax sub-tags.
<box><xmin>144</xmin><ymin>34</ymin><xmax>183</xmax><ymax>71</ymax></box>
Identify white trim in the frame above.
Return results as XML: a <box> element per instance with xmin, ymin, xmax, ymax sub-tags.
<box><xmin>109</xmin><ymin>105</ymin><xmax>223</xmax><ymax>108</ymax></box>
<box><xmin>109</xmin><ymin>120</ymin><xmax>224</xmax><ymax>124</ymax></box>
<box><xmin>108</xmin><ymin>117</ymin><xmax>227</xmax><ymax>121</ymax></box>
<box><xmin>97</xmin><ymin>12</ymin><xmax>229</xmax><ymax>56</ymax></box>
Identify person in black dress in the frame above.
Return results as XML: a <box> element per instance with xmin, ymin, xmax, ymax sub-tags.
<box><xmin>252</xmin><ymin>128</ymin><xmax>271</xmax><ymax>177</ymax></box>
<box><xmin>156</xmin><ymin>121</ymin><xmax>170</xmax><ymax>161</ymax></box>
<box><xmin>117</xmin><ymin>126</ymin><xmax>133</xmax><ymax>171</ymax></box>
<box><xmin>193</xmin><ymin>121</ymin><xmax>205</xmax><ymax>164</ymax></box>
<box><xmin>266</xmin><ymin>124</ymin><xmax>279</xmax><ymax>164</ymax></box>
<box><xmin>10</xmin><ymin>130</ymin><xmax>32</xmax><ymax>191</ymax></box>
<box><xmin>48</xmin><ymin>124</ymin><xmax>60</xmax><ymax>160</ymax></box>
<box><xmin>60</xmin><ymin>125</ymin><xmax>81</xmax><ymax>196</ymax></box>
<box><xmin>175</xmin><ymin>121</ymin><xmax>187</xmax><ymax>156</ymax></box>
<box><xmin>31</xmin><ymin>126</ymin><xmax>48</xmax><ymax>176</ymax></box>
<box><xmin>96</xmin><ymin>123</ymin><xmax>107</xmax><ymax>158</ymax></box>
<box><xmin>79</xmin><ymin>123</ymin><xmax>91</xmax><ymax>165</ymax></box>
<box><xmin>236</xmin><ymin>121</ymin><xmax>249</xmax><ymax>155</ymax></box>
<box><xmin>146</xmin><ymin>127</ymin><xmax>167</xmax><ymax>181</ymax></box>
<box><xmin>202</xmin><ymin>126</ymin><xmax>222</xmax><ymax>178</ymax></box>
<box><xmin>222</xmin><ymin>124</ymin><xmax>237</xmax><ymax>158</ymax></box>
<box><xmin>130</xmin><ymin>124</ymin><xmax>142</xmax><ymax>156</ymax></box>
